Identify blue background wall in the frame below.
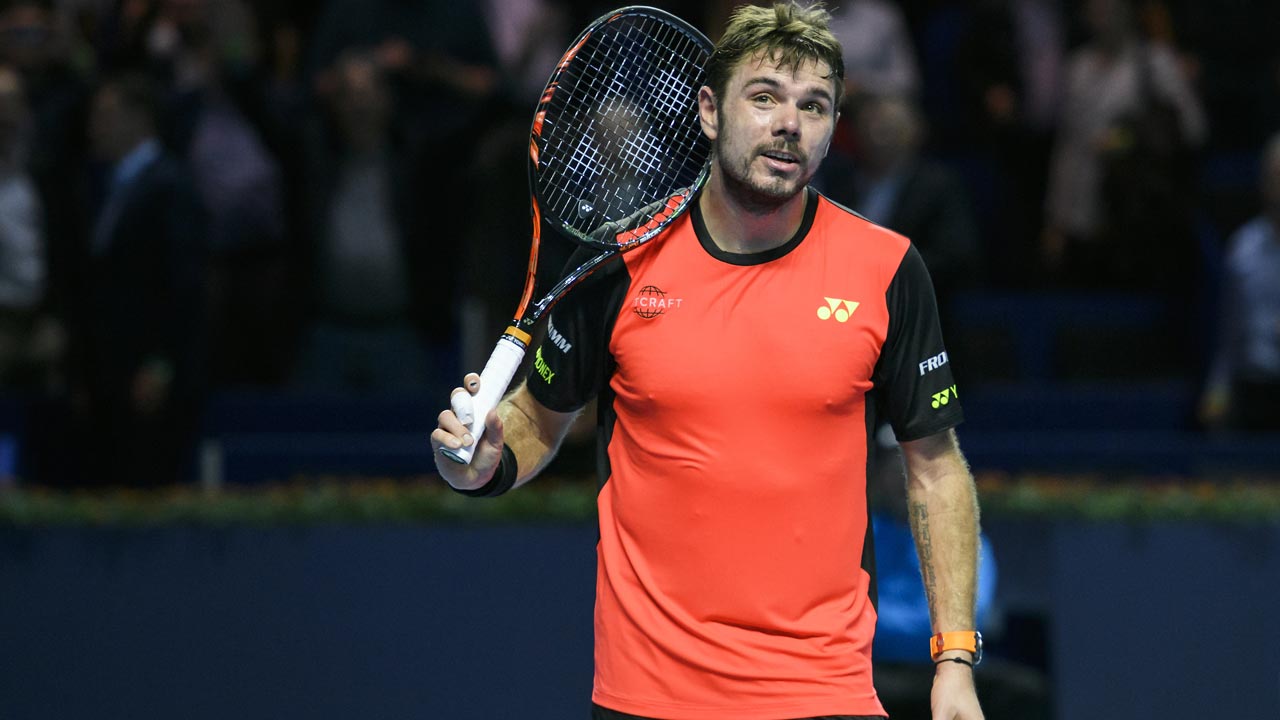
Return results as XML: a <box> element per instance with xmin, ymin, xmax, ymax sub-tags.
<box><xmin>3</xmin><ymin>521</ymin><xmax>1279</xmax><ymax>720</ymax></box>
<box><xmin>0</xmin><ymin>525</ymin><xmax>597</xmax><ymax>720</ymax></box>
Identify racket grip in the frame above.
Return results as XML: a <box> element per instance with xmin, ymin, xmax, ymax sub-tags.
<box><xmin>440</xmin><ymin>336</ymin><xmax>527</xmax><ymax>465</ymax></box>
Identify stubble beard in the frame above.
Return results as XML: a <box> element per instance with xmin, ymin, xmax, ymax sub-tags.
<box><xmin>715</xmin><ymin>140</ymin><xmax>811</xmax><ymax>216</ymax></box>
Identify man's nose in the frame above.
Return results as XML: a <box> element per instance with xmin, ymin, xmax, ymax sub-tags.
<box><xmin>773</xmin><ymin>104</ymin><xmax>800</xmax><ymax>138</ymax></box>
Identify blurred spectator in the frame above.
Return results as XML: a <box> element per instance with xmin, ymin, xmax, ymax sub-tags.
<box><xmin>74</xmin><ymin>72</ymin><xmax>208</xmax><ymax>485</ymax></box>
<box><xmin>94</xmin><ymin>0</ymin><xmax>160</xmax><ymax>69</ymax></box>
<box><xmin>1</xmin><ymin>0</ymin><xmax>68</xmax><ymax>76</ymax></box>
<box><xmin>951</xmin><ymin>0</ymin><xmax>1065</xmax><ymax>287</ymax></box>
<box><xmin>146</xmin><ymin>0</ymin><xmax>293</xmax><ymax>386</ymax></box>
<box><xmin>306</xmin><ymin>0</ymin><xmax>498</xmax><ymax>140</ymax></box>
<box><xmin>481</xmin><ymin>0</ymin><xmax>568</xmax><ymax>109</ymax></box>
<box><xmin>0</xmin><ymin>63</ymin><xmax>55</xmax><ymax>388</ymax></box>
<box><xmin>0</xmin><ymin>0</ymin><xmax>89</xmax><ymax>373</ymax></box>
<box><xmin>951</xmin><ymin>0</ymin><xmax>1066</xmax><ymax>141</ymax></box>
<box><xmin>188</xmin><ymin>97</ymin><xmax>291</xmax><ymax>386</ymax></box>
<box><xmin>256</xmin><ymin>2</ymin><xmax>309</xmax><ymax>133</ymax></box>
<box><xmin>817</xmin><ymin>93</ymin><xmax>981</xmax><ymax>337</ymax></box>
<box><xmin>293</xmin><ymin>51</ymin><xmax>449</xmax><ymax>392</ymax></box>
<box><xmin>1200</xmin><ymin>132</ymin><xmax>1280</xmax><ymax>433</ymax></box>
<box><xmin>826</xmin><ymin>0</ymin><xmax>920</xmax><ymax>104</ymax></box>
<box><xmin>142</xmin><ymin>0</ymin><xmax>258</xmax><ymax>78</ymax></box>
<box><xmin>253</xmin><ymin>1</ymin><xmax>316</xmax><ymax>229</ymax></box>
<box><xmin>459</xmin><ymin>0</ymin><xmax>571</xmax><ymax>372</ymax></box>
<box><xmin>1263</xmin><ymin>30</ymin><xmax>1280</xmax><ymax>150</ymax></box>
<box><xmin>822</xmin><ymin>0</ymin><xmax>923</xmax><ymax>240</ymax></box>
<box><xmin>303</xmin><ymin>0</ymin><xmax>501</xmax><ymax>385</ymax></box>
<box><xmin>1040</xmin><ymin>0</ymin><xmax>1207</xmax><ymax>291</ymax></box>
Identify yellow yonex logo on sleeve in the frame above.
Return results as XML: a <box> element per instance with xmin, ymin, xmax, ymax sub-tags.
<box><xmin>817</xmin><ymin>297</ymin><xmax>859</xmax><ymax>322</ymax></box>
<box><xmin>534</xmin><ymin>347</ymin><xmax>556</xmax><ymax>384</ymax></box>
<box><xmin>931</xmin><ymin>385</ymin><xmax>958</xmax><ymax>409</ymax></box>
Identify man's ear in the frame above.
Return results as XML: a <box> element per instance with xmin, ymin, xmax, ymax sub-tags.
<box><xmin>822</xmin><ymin>109</ymin><xmax>841</xmax><ymax>156</ymax></box>
<box><xmin>697</xmin><ymin>86</ymin><xmax>718</xmax><ymax>141</ymax></box>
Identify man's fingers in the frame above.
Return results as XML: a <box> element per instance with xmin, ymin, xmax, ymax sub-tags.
<box><xmin>435</xmin><ymin>374</ymin><xmax>489</xmax><ymax>471</ymax></box>
<box><xmin>450</xmin><ymin>387</ymin><xmax>475</xmax><ymax>426</ymax></box>
<box><xmin>430</xmin><ymin>427</ymin><xmax>464</xmax><ymax>451</ymax></box>
<box><xmin>436</xmin><ymin>409</ymin><xmax>474</xmax><ymax>447</ymax></box>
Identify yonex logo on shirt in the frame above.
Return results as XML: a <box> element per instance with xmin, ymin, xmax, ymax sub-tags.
<box><xmin>931</xmin><ymin>385</ymin><xmax>958</xmax><ymax>409</ymax></box>
<box><xmin>534</xmin><ymin>347</ymin><xmax>556</xmax><ymax>384</ymax></box>
<box><xmin>817</xmin><ymin>297</ymin><xmax>859</xmax><ymax>322</ymax></box>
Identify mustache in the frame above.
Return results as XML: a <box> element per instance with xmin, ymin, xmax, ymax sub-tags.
<box><xmin>756</xmin><ymin>141</ymin><xmax>807</xmax><ymax>163</ymax></box>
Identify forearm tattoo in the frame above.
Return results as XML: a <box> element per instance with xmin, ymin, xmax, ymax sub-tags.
<box><xmin>911</xmin><ymin>501</ymin><xmax>939</xmax><ymax>627</ymax></box>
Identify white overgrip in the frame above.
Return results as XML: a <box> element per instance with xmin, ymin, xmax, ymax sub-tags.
<box><xmin>440</xmin><ymin>336</ymin><xmax>526</xmax><ymax>464</ymax></box>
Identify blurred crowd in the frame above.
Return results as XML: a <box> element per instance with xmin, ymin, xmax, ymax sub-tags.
<box><xmin>0</xmin><ymin>0</ymin><xmax>1276</xmax><ymax>485</ymax></box>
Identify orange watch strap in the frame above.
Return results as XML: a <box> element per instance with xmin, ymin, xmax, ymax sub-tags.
<box><xmin>930</xmin><ymin>631</ymin><xmax>979</xmax><ymax>659</ymax></box>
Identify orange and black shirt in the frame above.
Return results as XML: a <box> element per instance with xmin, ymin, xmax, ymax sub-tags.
<box><xmin>527</xmin><ymin>187</ymin><xmax>964</xmax><ymax>720</ymax></box>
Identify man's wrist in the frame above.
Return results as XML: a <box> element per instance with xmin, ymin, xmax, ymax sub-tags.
<box><xmin>930</xmin><ymin>630</ymin><xmax>983</xmax><ymax>665</ymax></box>
<box><xmin>449</xmin><ymin>444</ymin><xmax>519</xmax><ymax>497</ymax></box>
<box><xmin>933</xmin><ymin>651</ymin><xmax>977</xmax><ymax>671</ymax></box>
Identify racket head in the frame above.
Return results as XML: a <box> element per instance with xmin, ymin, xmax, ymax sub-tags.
<box><xmin>528</xmin><ymin>6</ymin><xmax>713</xmax><ymax>252</ymax></box>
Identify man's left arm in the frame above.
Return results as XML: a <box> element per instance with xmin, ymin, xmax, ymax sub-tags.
<box><xmin>901</xmin><ymin>428</ymin><xmax>985</xmax><ymax>720</ymax></box>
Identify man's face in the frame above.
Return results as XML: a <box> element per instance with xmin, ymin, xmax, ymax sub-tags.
<box><xmin>699</xmin><ymin>51</ymin><xmax>838</xmax><ymax>208</ymax></box>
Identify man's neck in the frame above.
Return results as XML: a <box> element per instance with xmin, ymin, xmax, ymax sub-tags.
<box><xmin>698</xmin><ymin>171</ymin><xmax>809</xmax><ymax>255</ymax></box>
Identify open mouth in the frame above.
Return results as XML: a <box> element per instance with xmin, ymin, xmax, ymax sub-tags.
<box><xmin>759</xmin><ymin>147</ymin><xmax>803</xmax><ymax>171</ymax></box>
<box><xmin>761</xmin><ymin>150</ymin><xmax>799</xmax><ymax>164</ymax></box>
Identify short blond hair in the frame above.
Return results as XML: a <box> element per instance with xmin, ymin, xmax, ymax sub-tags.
<box><xmin>704</xmin><ymin>2</ymin><xmax>844</xmax><ymax>108</ymax></box>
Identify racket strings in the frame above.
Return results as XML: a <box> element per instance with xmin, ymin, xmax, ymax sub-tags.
<box><xmin>536</xmin><ymin>13</ymin><xmax>711</xmax><ymax>241</ymax></box>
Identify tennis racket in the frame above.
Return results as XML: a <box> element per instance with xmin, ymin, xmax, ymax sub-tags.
<box><xmin>442</xmin><ymin>6</ymin><xmax>713</xmax><ymax>464</ymax></box>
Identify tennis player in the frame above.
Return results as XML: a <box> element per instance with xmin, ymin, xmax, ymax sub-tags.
<box><xmin>433</xmin><ymin>3</ymin><xmax>985</xmax><ymax>719</ymax></box>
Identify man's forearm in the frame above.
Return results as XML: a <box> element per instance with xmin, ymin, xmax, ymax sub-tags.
<box><xmin>903</xmin><ymin>431</ymin><xmax>981</xmax><ymax>634</ymax></box>
<box><xmin>497</xmin><ymin>382</ymin><xmax>579</xmax><ymax>490</ymax></box>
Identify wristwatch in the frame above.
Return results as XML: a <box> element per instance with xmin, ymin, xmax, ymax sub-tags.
<box><xmin>930</xmin><ymin>631</ymin><xmax>983</xmax><ymax>665</ymax></box>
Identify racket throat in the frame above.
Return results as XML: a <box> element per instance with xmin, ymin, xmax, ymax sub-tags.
<box><xmin>527</xmin><ymin>250</ymin><xmax>620</xmax><ymax>322</ymax></box>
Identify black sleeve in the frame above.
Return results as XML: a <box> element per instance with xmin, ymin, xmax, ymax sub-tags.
<box><xmin>872</xmin><ymin>244</ymin><xmax>964</xmax><ymax>441</ymax></box>
<box><xmin>524</xmin><ymin>246</ymin><xmax>628</xmax><ymax>413</ymax></box>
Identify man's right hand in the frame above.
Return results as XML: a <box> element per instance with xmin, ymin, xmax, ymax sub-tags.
<box><xmin>431</xmin><ymin>372</ymin><xmax>506</xmax><ymax>491</ymax></box>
